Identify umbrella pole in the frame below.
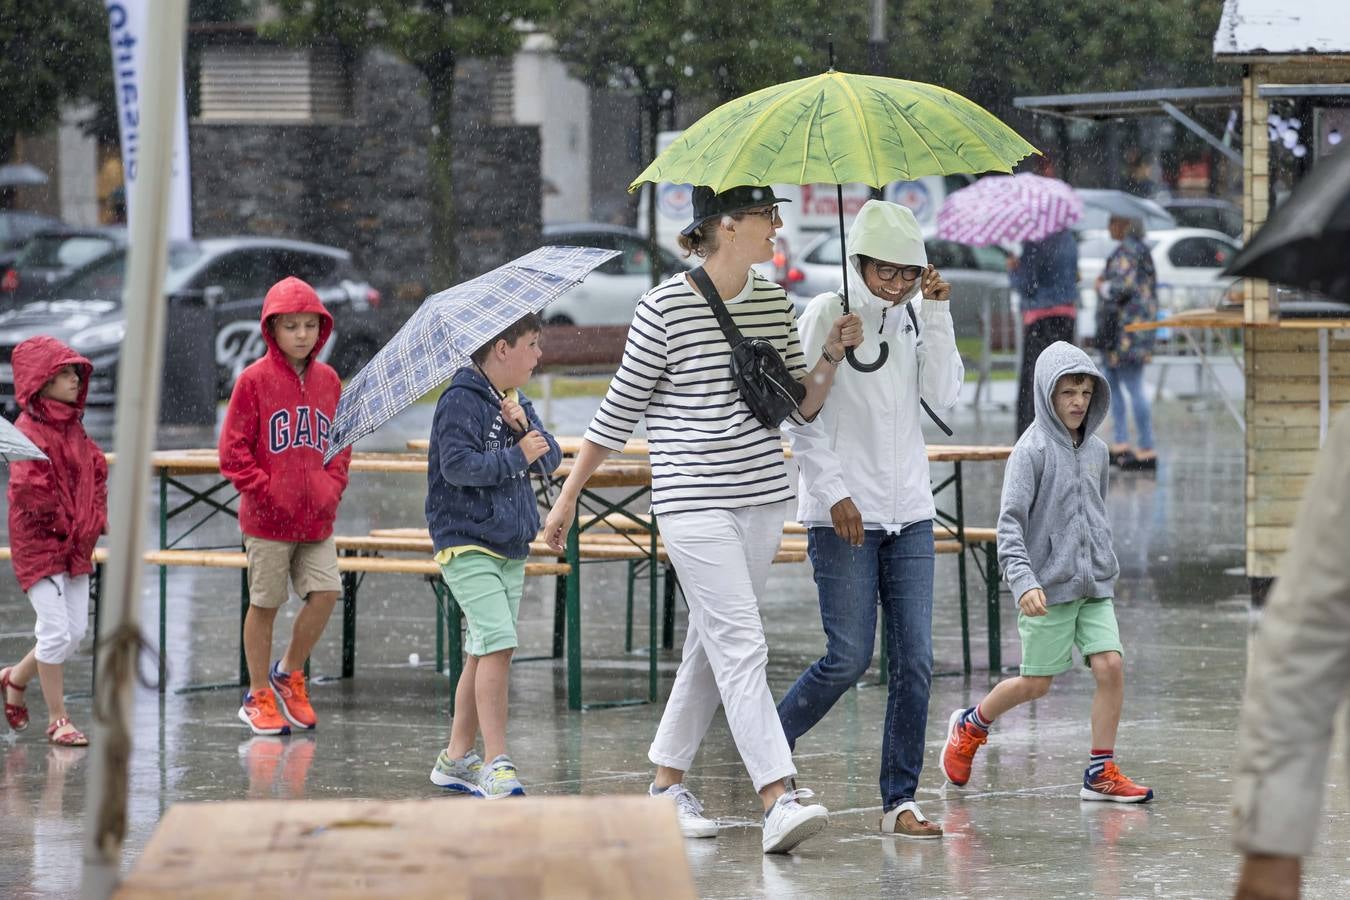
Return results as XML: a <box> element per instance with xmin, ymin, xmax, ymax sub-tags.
<box><xmin>80</xmin><ymin>3</ymin><xmax>188</xmax><ymax>897</ymax></box>
<box><xmin>837</xmin><ymin>183</ymin><xmax>889</xmax><ymax>372</ymax></box>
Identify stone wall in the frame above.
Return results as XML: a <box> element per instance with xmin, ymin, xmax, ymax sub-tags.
<box><xmin>190</xmin><ymin>48</ymin><xmax>541</xmax><ymax>312</ymax></box>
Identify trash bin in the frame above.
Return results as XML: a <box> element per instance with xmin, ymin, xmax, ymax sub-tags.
<box><xmin>159</xmin><ymin>290</ymin><xmax>217</xmax><ymax>426</ymax></box>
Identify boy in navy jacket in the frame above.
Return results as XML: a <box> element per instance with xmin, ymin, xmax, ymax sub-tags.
<box><xmin>425</xmin><ymin>312</ymin><xmax>560</xmax><ymax>799</ymax></box>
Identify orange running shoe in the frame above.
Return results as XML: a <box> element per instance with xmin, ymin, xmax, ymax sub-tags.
<box><xmin>269</xmin><ymin>663</ymin><xmax>317</xmax><ymax>730</ymax></box>
<box><xmin>940</xmin><ymin>707</ymin><xmax>988</xmax><ymax>787</ymax></box>
<box><xmin>238</xmin><ymin>688</ymin><xmax>291</xmax><ymax>736</ymax></box>
<box><xmin>1080</xmin><ymin>761</ymin><xmax>1154</xmax><ymax>803</ymax></box>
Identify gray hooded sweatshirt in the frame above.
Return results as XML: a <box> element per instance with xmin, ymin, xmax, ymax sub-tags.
<box><xmin>997</xmin><ymin>341</ymin><xmax>1119</xmax><ymax>606</ymax></box>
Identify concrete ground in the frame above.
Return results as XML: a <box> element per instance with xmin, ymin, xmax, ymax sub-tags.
<box><xmin>2</xmin><ymin>365</ymin><xmax>1347</xmax><ymax>898</ymax></box>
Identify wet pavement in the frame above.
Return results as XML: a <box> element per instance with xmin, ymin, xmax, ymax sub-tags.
<box><xmin>2</xmin><ymin>369</ymin><xmax>1348</xmax><ymax>898</ymax></box>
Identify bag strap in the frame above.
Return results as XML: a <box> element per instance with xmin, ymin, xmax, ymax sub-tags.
<box><xmin>903</xmin><ymin>301</ymin><xmax>955</xmax><ymax>437</ymax></box>
<box><xmin>689</xmin><ymin>266</ymin><xmax>746</xmax><ymax>349</ymax></box>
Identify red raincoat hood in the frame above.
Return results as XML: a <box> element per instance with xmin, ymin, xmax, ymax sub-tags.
<box><xmin>12</xmin><ymin>335</ymin><xmax>92</xmax><ymax>419</ymax></box>
<box><xmin>260</xmin><ymin>277</ymin><xmax>334</xmax><ymax>367</ymax></box>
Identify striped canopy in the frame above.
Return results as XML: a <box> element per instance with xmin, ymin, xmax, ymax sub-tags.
<box><xmin>936</xmin><ymin>173</ymin><xmax>1082</xmax><ymax>246</ymax></box>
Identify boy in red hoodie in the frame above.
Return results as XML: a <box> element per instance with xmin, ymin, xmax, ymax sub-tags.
<box><xmin>219</xmin><ymin>277</ymin><xmax>352</xmax><ymax>735</ymax></box>
<box><xmin>2</xmin><ymin>336</ymin><xmax>108</xmax><ymax>746</ymax></box>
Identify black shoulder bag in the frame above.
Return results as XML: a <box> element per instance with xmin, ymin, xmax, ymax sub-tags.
<box><xmin>689</xmin><ymin>267</ymin><xmax>806</xmax><ymax>429</ymax></box>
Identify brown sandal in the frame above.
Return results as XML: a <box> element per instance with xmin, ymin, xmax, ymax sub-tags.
<box><xmin>46</xmin><ymin>717</ymin><xmax>89</xmax><ymax>747</ymax></box>
<box><xmin>880</xmin><ymin>801</ymin><xmax>944</xmax><ymax>840</ymax></box>
<box><xmin>1</xmin><ymin>667</ymin><xmax>29</xmax><ymax>732</ymax></box>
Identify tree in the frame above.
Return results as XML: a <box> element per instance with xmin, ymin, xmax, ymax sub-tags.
<box><xmin>0</xmin><ymin>0</ymin><xmax>110</xmax><ymax>166</ymax></box>
<box><xmin>266</xmin><ymin>0</ymin><xmax>552</xmax><ymax>285</ymax></box>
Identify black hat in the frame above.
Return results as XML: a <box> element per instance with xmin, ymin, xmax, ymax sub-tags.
<box><xmin>680</xmin><ymin>185</ymin><xmax>793</xmax><ymax>236</ymax></box>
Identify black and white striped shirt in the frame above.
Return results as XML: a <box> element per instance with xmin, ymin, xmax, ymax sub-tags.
<box><xmin>585</xmin><ymin>271</ymin><xmax>807</xmax><ymax>514</ymax></box>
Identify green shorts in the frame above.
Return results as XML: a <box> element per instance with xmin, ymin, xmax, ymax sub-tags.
<box><xmin>1017</xmin><ymin>597</ymin><xmax>1123</xmax><ymax>676</ymax></box>
<box><xmin>439</xmin><ymin>551</ymin><xmax>526</xmax><ymax>657</ymax></box>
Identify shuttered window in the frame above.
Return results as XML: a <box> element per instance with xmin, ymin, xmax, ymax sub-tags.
<box><xmin>199</xmin><ymin>44</ymin><xmax>350</xmax><ymax>123</ymax></box>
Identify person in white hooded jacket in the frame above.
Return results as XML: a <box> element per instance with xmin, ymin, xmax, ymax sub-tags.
<box><xmin>778</xmin><ymin>200</ymin><xmax>963</xmax><ymax>839</ymax></box>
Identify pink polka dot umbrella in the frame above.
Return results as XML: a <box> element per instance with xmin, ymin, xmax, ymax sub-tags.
<box><xmin>937</xmin><ymin>173</ymin><xmax>1082</xmax><ymax>246</ymax></box>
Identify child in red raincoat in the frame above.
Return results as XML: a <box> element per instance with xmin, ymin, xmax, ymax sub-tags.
<box><xmin>2</xmin><ymin>336</ymin><xmax>108</xmax><ymax>746</ymax></box>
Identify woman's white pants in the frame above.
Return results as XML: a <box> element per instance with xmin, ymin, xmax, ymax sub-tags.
<box><xmin>648</xmin><ymin>501</ymin><xmax>796</xmax><ymax>792</ymax></box>
<box><xmin>30</xmin><ymin>573</ymin><xmax>90</xmax><ymax>665</ymax></box>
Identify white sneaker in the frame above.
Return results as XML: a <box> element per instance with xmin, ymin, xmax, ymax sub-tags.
<box><xmin>650</xmin><ymin>782</ymin><xmax>718</xmax><ymax>839</ymax></box>
<box><xmin>761</xmin><ymin>787</ymin><xmax>829</xmax><ymax>854</ymax></box>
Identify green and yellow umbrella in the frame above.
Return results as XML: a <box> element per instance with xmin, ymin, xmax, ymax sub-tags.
<box><xmin>631</xmin><ymin>69</ymin><xmax>1037</xmax><ymax>372</ymax></box>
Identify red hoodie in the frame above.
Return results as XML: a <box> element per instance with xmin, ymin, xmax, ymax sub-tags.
<box><xmin>6</xmin><ymin>336</ymin><xmax>108</xmax><ymax>592</ymax></box>
<box><xmin>218</xmin><ymin>277</ymin><xmax>352</xmax><ymax>542</ymax></box>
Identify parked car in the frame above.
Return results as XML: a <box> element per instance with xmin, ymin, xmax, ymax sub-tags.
<box><xmin>1158</xmin><ymin>197</ymin><xmax>1243</xmax><ymax>238</ymax></box>
<box><xmin>786</xmin><ymin>230</ymin><xmax>1015</xmax><ymax>348</ymax></box>
<box><xmin>0</xmin><ymin>237</ymin><xmax>383</xmax><ymax>413</ymax></box>
<box><xmin>1075</xmin><ymin>227</ymin><xmax>1241</xmax><ymax>341</ymax></box>
<box><xmin>2</xmin><ymin>226</ymin><xmax>127</xmax><ymax>305</ymax></box>
<box><xmin>538</xmin><ymin>223</ymin><xmax>688</xmax><ymax>325</ymax></box>
<box><xmin>0</xmin><ymin>210</ymin><xmax>64</xmax><ymax>268</ymax></box>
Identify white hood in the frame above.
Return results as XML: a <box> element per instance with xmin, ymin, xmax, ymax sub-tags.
<box><xmin>840</xmin><ymin>200</ymin><xmax>929</xmax><ymax>313</ymax></box>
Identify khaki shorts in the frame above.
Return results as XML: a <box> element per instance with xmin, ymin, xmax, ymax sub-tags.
<box><xmin>243</xmin><ymin>535</ymin><xmax>342</xmax><ymax>609</ymax></box>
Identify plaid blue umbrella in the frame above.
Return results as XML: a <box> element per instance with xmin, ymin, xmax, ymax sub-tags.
<box><xmin>0</xmin><ymin>416</ymin><xmax>46</xmax><ymax>463</ymax></box>
<box><xmin>325</xmin><ymin>245</ymin><xmax>620</xmax><ymax>463</ymax></box>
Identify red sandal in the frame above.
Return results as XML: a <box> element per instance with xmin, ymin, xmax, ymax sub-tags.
<box><xmin>1</xmin><ymin>666</ymin><xmax>29</xmax><ymax>732</ymax></box>
<box><xmin>46</xmin><ymin>718</ymin><xmax>88</xmax><ymax>747</ymax></box>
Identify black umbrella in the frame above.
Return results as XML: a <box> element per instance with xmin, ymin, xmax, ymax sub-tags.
<box><xmin>1223</xmin><ymin>149</ymin><xmax>1350</xmax><ymax>301</ymax></box>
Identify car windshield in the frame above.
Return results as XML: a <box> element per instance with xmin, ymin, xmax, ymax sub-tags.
<box><xmin>17</xmin><ymin>235</ymin><xmax>118</xmax><ymax>269</ymax></box>
<box><xmin>47</xmin><ymin>245</ymin><xmax>205</xmax><ymax>303</ymax></box>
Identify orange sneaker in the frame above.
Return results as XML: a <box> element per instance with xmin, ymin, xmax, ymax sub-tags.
<box><xmin>269</xmin><ymin>663</ymin><xmax>317</xmax><ymax>730</ymax></box>
<box><xmin>1080</xmin><ymin>761</ymin><xmax>1154</xmax><ymax>803</ymax></box>
<box><xmin>238</xmin><ymin>688</ymin><xmax>291</xmax><ymax>736</ymax></box>
<box><xmin>940</xmin><ymin>707</ymin><xmax>988</xmax><ymax>787</ymax></box>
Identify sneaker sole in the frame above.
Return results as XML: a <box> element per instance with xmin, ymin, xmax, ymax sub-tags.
<box><xmin>237</xmin><ymin>706</ymin><xmax>290</xmax><ymax>736</ymax></box>
<box><xmin>939</xmin><ymin>708</ymin><xmax>969</xmax><ymax>787</ymax></box>
<box><xmin>269</xmin><ymin>675</ymin><xmax>316</xmax><ymax>731</ymax></box>
<box><xmin>680</xmin><ymin>822</ymin><xmax>719</xmax><ymax>839</ymax></box>
<box><xmin>480</xmin><ymin>787</ymin><xmax>526</xmax><ymax>801</ymax></box>
<box><xmin>762</xmin><ymin>808</ymin><xmax>828</xmax><ymax>854</ymax></box>
<box><xmin>429</xmin><ymin>772</ymin><xmax>483</xmax><ymax>796</ymax></box>
<box><xmin>1080</xmin><ymin>787</ymin><xmax>1154</xmax><ymax>804</ymax></box>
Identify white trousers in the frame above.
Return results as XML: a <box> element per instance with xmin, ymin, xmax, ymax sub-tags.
<box><xmin>29</xmin><ymin>573</ymin><xmax>90</xmax><ymax>665</ymax></box>
<box><xmin>648</xmin><ymin>501</ymin><xmax>796</xmax><ymax>792</ymax></box>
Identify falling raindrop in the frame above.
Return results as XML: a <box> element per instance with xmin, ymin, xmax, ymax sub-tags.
<box><xmin>1329</xmin><ymin>129</ymin><xmax>1343</xmax><ymax>146</ymax></box>
<box><xmin>1293</xmin><ymin>144</ymin><xmax>1307</xmax><ymax>158</ymax></box>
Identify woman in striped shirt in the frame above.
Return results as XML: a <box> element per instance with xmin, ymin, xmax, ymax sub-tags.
<box><xmin>542</xmin><ymin>185</ymin><xmax>861</xmax><ymax>854</ymax></box>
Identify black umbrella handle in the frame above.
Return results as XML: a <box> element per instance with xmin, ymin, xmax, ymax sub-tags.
<box><xmin>846</xmin><ymin>343</ymin><xmax>889</xmax><ymax>372</ymax></box>
<box><xmin>835</xmin><ymin>184</ymin><xmax>889</xmax><ymax>372</ymax></box>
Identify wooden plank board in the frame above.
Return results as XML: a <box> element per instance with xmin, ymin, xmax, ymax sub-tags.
<box><xmin>1254</xmin><ymin>378</ymin><xmax>1350</xmax><ymax>404</ymax></box>
<box><xmin>115</xmin><ymin>797</ymin><xmax>696</xmax><ymax>899</ymax></box>
<box><xmin>1247</xmin><ymin>473</ymin><xmax>1311</xmax><ymax>501</ymax></box>
<box><xmin>1247</xmin><ymin>425</ymin><xmax>1324</xmax><ymax>451</ymax></box>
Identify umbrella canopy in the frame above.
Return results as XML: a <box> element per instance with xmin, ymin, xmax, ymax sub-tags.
<box><xmin>1075</xmin><ymin>189</ymin><xmax>1175</xmax><ymax>231</ymax></box>
<box><xmin>325</xmin><ymin>245</ymin><xmax>619</xmax><ymax>463</ymax></box>
<box><xmin>629</xmin><ymin>70</ymin><xmax>1037</xmax><ymax>192</ymax></box>
<box><xmin>937</xmin><ymin>173</ymin><xmax>1082</xmax><ymax>246</ymax></box>
<box><xmin>0</xmin><ymin>416</ymin><xmax>46</xmax><ymax>462</ymax></box>
<box><xmin>1224</xmin><ymin>148</ymin><xmax>1350</xmax><ymax>301</ymax></box>
<box><xmin>0</xmin><ymin>163</ymin><xmax>49</xmax><ymax>188</ymax></box>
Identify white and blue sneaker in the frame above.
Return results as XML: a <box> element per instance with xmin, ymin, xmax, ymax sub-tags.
<box><xmin>761</xmin><ymin>787</ymin><xmax>829</xmax><ymax>854</ymax></box>
<box><xmin>430</xmin><ymin>749</ymin><xmax>484</xmax><ymax>795</ymax></box>
<box><xmin>478</xmin><ymin>754</ymin><xmax>526</xmax><ymax>800</ymax></box>
<box><xmin>650</xmin><ymin>782</ymin><xmax>718</xmax><ymax>838</ymax></box>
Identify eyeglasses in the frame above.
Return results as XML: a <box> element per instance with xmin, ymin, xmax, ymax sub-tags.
<box><xmin>742</xmin><ymin>205</ymin><xmax>781</xmax><ymax>222</ymax></box>
<box><xmin>870</xmin><ymin>261</ymin><xmax>924</xmax><ymax>281</ymax></box>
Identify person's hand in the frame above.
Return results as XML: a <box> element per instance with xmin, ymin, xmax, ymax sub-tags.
<box><xmin>825</xmin><ymin>313</ymin><xmax>864</xmax><ymax>360</ymax></box>
<box><xmin>1234</xmin><ymin>853</ymin><xmax>1300</xmax><ymax>900</ymax></box>
<box><xmin>921</xmin><ymin>265</ymin><xmax>952</xmax><ymax>302</ymax></box>
<box><xmin>829</xmin><ymin>497</ymin><xmax>864</xmax><ymax>546</ymax></box>
<box><xmin>1018</xmin><ymin>587</ymin><xmax>1048</xmax><ymax>616</ymax></box>
<box><xmin>518</xmin><ymin>430</ymin><xmax>550</xmax><ymax>464</ymax></box>
<box><xmin>541</xmin><ymin>495</ymin><xmax>577</xmax><ymax>553</ymax></box>
<box><xmin>500</xmin><ymin>396</ymin><xmax>528</xmax><ymax>433</ymax></box>
<box><xmin>1006</xmin><ymin>256</ymin><xmax>1019</xmax><ymax>272</ymax></box>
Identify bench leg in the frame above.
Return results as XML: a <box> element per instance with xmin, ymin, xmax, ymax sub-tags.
<box><xmin>647</xmin><ymin>531</ymin><xmax>658</xmax><ymax>703</ymax></box>
<box><xmin>566</xmin><ymin>522</ymin><xmax>582</xmax><ymax>711</ymax></box>
<box><xmin>625</xmin><ymin>560</ymin><xmax>636</xmax><ymax>653</ymax></box>
<box><xmin>435</xmin><ymin>580</ymin><xmax>445</xmax><ymax>674</ymax></box>
<box><xmin>551</xmin><ymin>568</ymin><xmax>566</xmax><ymax>660</ymax></box>
<box><xmin>956</xmin><ymin>545</ymin><xmax>971</xmax><ymax>676</ymax></box>
<box><xmin>341</xmin><ymin>569</ymin><xmax>359</xmax><ymax>679</ymax></box>
<box><xmin>661</xmin><ymin>566</ymin><xmax>678</xmax><ymax>651</ymax></box>
<box><xmin>985</xmin><ymin>544</ymin><xmax>1002</xmax><ymax>672</ymax></box>
<box><xmin>238</xmin><ymin>568</ymin><xmax>250</xmax><ymax>689</ymax></box>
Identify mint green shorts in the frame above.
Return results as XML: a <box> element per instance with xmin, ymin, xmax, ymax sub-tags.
<box><xmin>1017</xmin><ymin>597</ymin><xmax>1123</xmax><ymax>676</ymax></box>
<box><xmin>439</xmin><ymin>552</ymin><xmax>526</xmax><ymax>657</ymax></box>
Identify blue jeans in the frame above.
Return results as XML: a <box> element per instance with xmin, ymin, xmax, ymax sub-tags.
<box><xmin>1103</xmin><ymin>361</ymin><xmax>1154</xmax><ymax>450</ymax></box>
<box><xmin>777</xmin><ymin>521</ymin><xmax>935</xmax><ymax>809</ymax></box>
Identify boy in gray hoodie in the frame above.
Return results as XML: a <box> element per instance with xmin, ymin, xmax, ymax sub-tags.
<box><xmin>939</xmin><ymin>341</ymin><xmax>1153</xmax><ymax>803</ymax></box>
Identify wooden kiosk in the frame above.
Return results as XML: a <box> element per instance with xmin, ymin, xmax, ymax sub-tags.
<box><xmin>1213</xmin><ymin>0</ymin><xmax>1350</xmax><ymax>594</ymax></box>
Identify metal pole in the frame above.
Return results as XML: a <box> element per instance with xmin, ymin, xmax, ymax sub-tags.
<box><xmin>868</xmin><ymin>0</ymin><xmax>887</xmax><ymax>75</ymax></box>
<box><xmin>81</xmin><ymin>3</ymin><xmax>188</xmax><ymax>896</ymax></box>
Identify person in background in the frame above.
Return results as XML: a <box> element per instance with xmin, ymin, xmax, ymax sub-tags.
<box><xmin>1010</xmin><ymin>227</ymin><xmax>1079</xmax><ymax>438</ymax></box>
<box><xmin>1095</xmin><ymin>215</ymin><xmax>1158</xmax><ymax>470</ymax></box>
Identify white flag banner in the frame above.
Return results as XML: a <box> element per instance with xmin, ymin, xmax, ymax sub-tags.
<box><xmin>106</xmin><ymin>0</ymin><xmax>193</xmax><ymax>240</ymax></box>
